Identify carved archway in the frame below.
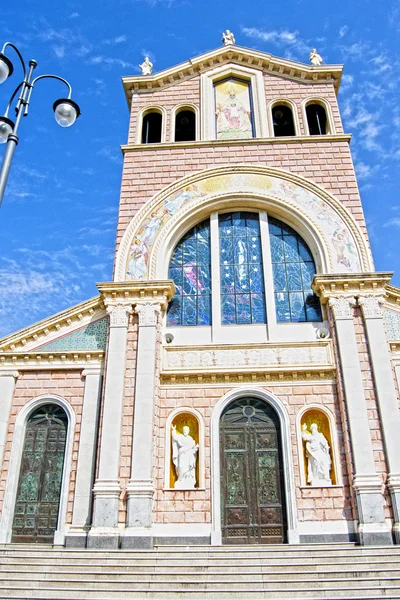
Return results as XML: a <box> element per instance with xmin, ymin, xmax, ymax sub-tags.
<box><xmin>115</xmin><ymin>166</ymin><xmax>372</xmax><ymax>282</ymax></box>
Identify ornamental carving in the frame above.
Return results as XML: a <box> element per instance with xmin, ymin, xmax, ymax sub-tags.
<box><xmin>163</xmin><ymin>343</ymin><xmax>331</xmax><ymax>371</ymax></box>
<box><xmin>134</xmin><ymin>302</ymin><xmax>161</xmax><ymax>327</ymax></box>
<box><xmin>106</xmin><ymin>303</ymin><xmax>132</xmax><ymax>327</ymax></box>
<box><xmin>328</xmin><ymin>295</ymin><xmax>356</xmax><ymax>320</ymax></box>
<box><xmin>358</xmin><ymin>295</ymin><xmax>385</xmax><ymax>319</ymax></box>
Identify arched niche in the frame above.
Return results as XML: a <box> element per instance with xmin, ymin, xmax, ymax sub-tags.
<box><xmin>164</xmin><ymin>408</ymin><xmax>204</xmax><ymax>490</ymax></box>
<box><xmin>296</xmin><ymin>405</ymin><xmax>341</xmax><ymax>487</ymax></box>
<box><xmin>116</xmin><ymin>167</ymin><xmax>372</xmax><ymax>283</ymax></box>
<box><xmin>0</xmin><ymin>395</ymin><xmax>75</xmax><ymax>545</ymax></box>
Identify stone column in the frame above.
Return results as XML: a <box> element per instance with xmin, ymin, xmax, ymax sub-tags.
<box><xmin>122</xmin><ymin>301</ymin><xmax>162</xmax><ymax>549</ymax></box>
<box><xmin>327</xmin><ymin>294</ymin><xmax>391</xmax><ymax>545</ymax></box>
<box><xmin>66</xmin><ymin>368</ymin><xmax>103</xmax><ymax>548</ymax></box>
<box><xmin>88</xmin><ymin>303</ymin><xmax>132</xmax><ymax>548</ymax></box>
<box><xmin>0</xmin><ymin>371</ymin><xmax>18</xmax><ymax>473</ymax></box>
<box><xmin>359</xmin><ymin>294</ymin><xmax>400</xmax><ymax>543</ymax></box>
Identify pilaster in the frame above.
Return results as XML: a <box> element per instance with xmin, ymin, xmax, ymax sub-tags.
<box><xmin>122</xmin><ymin>301</ymin><xmax>163</xmax><ymax>549</ymax></box>
<box><xmin>87</xmin><ymin>281</ymin><xmax>174</xmax><ymax>549</ymax></box>
<box><xmin>358</xmin><ymin>291</ymin><xmax>400</xmax><ymax>544</ymax></box>
<box><xmin>66</xmin><ymin>368</ymin><xmax>103</xmax><ymax>548</ymax></box>
<box><xmin>313</xmin><ymin>273</ymin><xmax>392</xmax><ymax>545</ymax></box>
<box><xmin>0</xmin><ymin>371</ymin><xmax>18</xmax><ymax>473</ymax></box>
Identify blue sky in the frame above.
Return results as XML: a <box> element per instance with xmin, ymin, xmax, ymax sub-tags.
<box><xmin>0</xmin><ymin>0</ymin><xmax>399</xmax><ymax>337</ymax></box>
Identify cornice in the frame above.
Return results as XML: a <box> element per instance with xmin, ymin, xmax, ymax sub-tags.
<box><xmin>0</xmin><ymin>351</ymin><xmax>104</xmax><ymax>370</ymax></box>
<box><xmin>97</xmin><ymin>280</ymin><xmax>175</xmax><ymax>310</ymax></box>
<box><xmin>122</xmin><ymin>45</ymin><xmax>343</xmax><ymax>105</ymax></box>
<box><xmin>385</xmin><ymin>284</ymin><xmax>400</xmax><ymax>309</ymax></box>
<box><xmin>160</xmin><ymin>369</ymin><xmax>336</xmax><ymax>386</ymax></box>
<box><xmin>312</xmin><ymin>272</ymin><xmax>393</xmax><ymax>303</ymax></box>
<box><xmin>0</xmin><ymin>295</ymin><xmax>105</xmax><ymax>354</ymax></box>
<box><xmin>121</xmin><ymin>134</ymin><xmax>352</xmax><ymax>154</ymax></box>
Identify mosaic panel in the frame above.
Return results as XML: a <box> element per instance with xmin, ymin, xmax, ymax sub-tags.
<box><xmin>383</xmin><ymin>309</ymin><xmax>400</xmax><ymax>341</ymax></box>
<box><xmin>37</xmin><ymin>318</ymin><xmax>108</xmax><ymax>351</ymax></box>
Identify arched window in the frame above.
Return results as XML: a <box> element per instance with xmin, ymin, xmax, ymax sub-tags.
<box><xmin>167</xmin><ymin>212</ymin><xmax>322</xmax><ymax>335</ymax></box>
<box><xmin>306</xmin><ymin>103</ymin><xmax>327</xmax><ymax>135</ymax></box>
<box><xmin>269</xmin><ymin>217</ymin><xmax>321</xmax><ymax>322</ymax></box>
<box><xmin>175</xmin><ymin>109</ymin><xmax>196</xmax><ymax>142</ymax></box>
<box><xmin>167</xmin><ymin>219</ymin><xmax>211</xmax><ymax>326</ymax></box>
<box><xmin>141</xmin><ymin>111</ymin><xmax>162</xmax><ymax>143</ymax></box>
<box><xmin>272</xmin><ymin>104</ymin><xmax>296</xmax><ymax>137</ymax></box>
<box><xmin>12</xmin><ymin>405</ymin><xmax>68</xmax><ymax>543</ymax></box>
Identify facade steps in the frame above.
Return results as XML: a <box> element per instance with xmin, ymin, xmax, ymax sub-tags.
<box><xmin>0</xmin><ymin>544</ymin><xmax>400</xmax><ymax>599</ymax></box>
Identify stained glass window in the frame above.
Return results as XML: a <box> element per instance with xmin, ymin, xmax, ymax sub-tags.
<box><xmin>269</xmin><ymin>217</ymin><xmax>322</xmax><ymax>322</ymax></box>
<box><xmin>167</xmin><ymin>219</ymin><xmax>211</xmax><ymax>326</ymax></box>
<box><xmin>219</xmin><ymin>212</ymin><xmax>266</xmax><ymax>325</ymax></box>
<box><xmin>215</xmin><ymin>78</ymin><xmax>254</xmax><ymax>140</ymax></box>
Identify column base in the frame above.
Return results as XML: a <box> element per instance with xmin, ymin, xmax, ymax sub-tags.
<box><xmin>357</xmin><ymin>522</ymin><xmax>393</xmax><ymax>546</ymax></box>
<box><xmin>121</xmin><ymin>527</ymin><xmax>153</xmax><ymax>549</ymax></box>
<box><xmin>65</xmin><ymin>526</ymin><xmax>89</xmax><ymax>548</ymax></box>
<box><xmin>126</xmin><ymin>480</ymin><xmax>154</xmax><ymax>528</ymax></box>
<box><xmin>91</xmin><ymin>479</ymin><xmax>120</xmax><ymax>528</ymax></box>
<box><xmin>387</xmin><ymin>475</ymin><xmax>400</xmax><ymax>544</ymax></box>
<box><xmin>87</xmin><ymin>527</ymin><xmax>120</xmax><ymax>549</ymax></box>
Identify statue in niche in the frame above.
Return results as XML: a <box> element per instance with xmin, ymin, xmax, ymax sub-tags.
<box><xmin>301</xmin><ymin>423</ymin><xmax>332</xmax><ymax>485</ymax></box>
<box><xmin>139</xmin><ymin>56</ymin><xmax>153</xmax><ymax>75</ymax></box>
<box><xmin>309</xmin><ymin>48</ymin><xmax>323</xmax><ymax>66</ymax></box>
<box><xmin>171</xmin><ymin>424</ymin><xmax>199</xmax><ymax>489</ymax></box>
<box><xmin>222</xmin><ymin>30</ymin><xmax>236</xmax><ymax>45</ymax></box>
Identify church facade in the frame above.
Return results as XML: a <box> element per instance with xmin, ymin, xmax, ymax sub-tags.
<box><xmin>1</xmin><ymin>40</ymin><xmax>400</xmax><ymax>550</ymax></box>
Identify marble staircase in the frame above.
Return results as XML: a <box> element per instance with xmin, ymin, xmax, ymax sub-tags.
<box><xmin>1</xmin><ymin>543</ymin><xmax>400</xmax><ymax>599</ymax></box>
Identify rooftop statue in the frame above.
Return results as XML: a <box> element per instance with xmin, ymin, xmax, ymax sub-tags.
<box><xmin>139</xmin><ymin>56</ymin><xmax>153</xmax><ymax>76</ymax></box>
<box><xmin>309</xmin><ymin>48</ymin><xmax>323</xmax><ymax>66</ymax></box>
<box><xmin>222</xmin><ymin>30</ymin><xmax>236</xmax><ymax>46</ymax></box>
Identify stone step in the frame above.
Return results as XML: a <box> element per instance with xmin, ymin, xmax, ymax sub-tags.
<box><xmin>1</xmin><ymin>583</ymin><xmax>400</xmax><ymax>599</ymax></box>
<box><xmin>2</xmin><ymin>568</ymin><xmax>400</xmax><ymax>580</ymax></box>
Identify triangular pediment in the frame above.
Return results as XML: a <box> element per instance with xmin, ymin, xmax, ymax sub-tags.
<box><xmin>122</xmin><ymin>44</ymin><xmax>343</xmax><ymax>104</ymax></box>
<box><xmin>0</xmin><ymin>295</ymin><xmax>107</xmax><ymax>354</ymax></box>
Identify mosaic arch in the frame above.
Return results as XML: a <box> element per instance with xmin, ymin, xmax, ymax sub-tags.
<box><xmin>116</xmin><ymin>166</ymin><xmax>372</xmax><ymax>282</ymax></box>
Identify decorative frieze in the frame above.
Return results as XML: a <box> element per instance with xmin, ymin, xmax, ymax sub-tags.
<box><xmin>0</xmin><ymin>352</ymin><xmax>104</xmax><ymax>369</ymax></box>
<box><xmin>160</xmin><ymin>369</ymin><xmax>336</xmax><ymax>386</ymax></box>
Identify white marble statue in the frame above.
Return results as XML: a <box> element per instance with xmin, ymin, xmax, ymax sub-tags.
<box><xmin>222</xmin><ymin>30</ymin><xmax>236</xmax><ymax>45</ymax></box>
<box><xmin>301</xmin><ymin>423</ymin><xmax>332</xmax><ymax>485</ymax></box>
<box><xmin>309</xmin><ymin>48</ymin><xmax>323</xmax><ymax>66</ymax></box>
<box><xmin>171</xmin><ymin>425</ymin><xmax>199</xmax><ymax>489</ymax></box>
<box><xmin>139</xmin><ymin>56</ymin><xmax>153</xmax><ymax>75</ymax></box>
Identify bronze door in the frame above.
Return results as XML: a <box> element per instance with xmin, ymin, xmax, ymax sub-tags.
<box><xmin>12</xmin><ymin>405</ymin><xmax>67</xmax><ymax>544</ymax></box>
<box><xmin>220</xmin><ymin>397</ymin><xmax>286</xmax><ymax>544</ymax></box>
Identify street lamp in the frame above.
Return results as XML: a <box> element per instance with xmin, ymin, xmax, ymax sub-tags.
<box><xmin>0</xmin><ymin>42</ymin><xmax>81</xmax><ymax>207</ymax></box>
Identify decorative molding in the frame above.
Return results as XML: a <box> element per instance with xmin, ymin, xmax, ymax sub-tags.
<box><xmin>0</xmin><ymin>371</ymin><xmax>19</xmax><ymax>379</ymax></box>
<box><xmin>121</xmin><ymin>135</ymin><xmax>352</xmax><ymax>153</ymax></box>
<box><xmin>0</xmin><ymin>295</ymin><xmax>105</xmax><ymax>354</ymax></box>
<box><xmin>0</xmin><ymin>352</ymin><xmax>104</xmax><ymax>370</ymax></box>
<box><xmin>313</xmin><ymin>272</ymin><xmax>393</xmax><ymax>303</ymax></box>
<box><xmin>97</xmin><ymin>280</ymin><xmax>175</xmax><ymax>311</ymax></box>
<box><xmin>82</xmin><ymin>367</ymin><xmax>104</xmax><ymax>378</ymax></box>
<box><xmin>352</xmin><ymin>474</ymin><xmax>383</xmax><ymax>493</ymax></box>
<box><xmin>160</xmin><ymin>369</ymin><xmax>336</xmax><ymax>386</ymax></box>
<box><xmin>122</xmin><ymin>44</ymin><xmax>343</xmax><ymax>104</ymax></box>
<box><xmin>106</xmin><ymin>303</ymin><xmax>132</xmax><ymax>328</ymax></box>
<box><xmin>385</xmin><ymin>284</ymin><xmax>400</xmax><ymax>308</ymax></box>
<box><xmin>358</xmin><ymin>295</ymin><xmax>385</xmax><ymax>319</ymax></box>
<box><xmin>328</xmin><ymin>295</ymin><xmax>356</xmax><ymax>320</ymax></box>
<box><xmin>134</xmin><ymin>302</ymin><xmax>161</xmax><ymax>327</ymax></box>
<box><xmin>163</xmin><ymin>341</ymin><xmax>333</xmax><ymax>372</ymax></box>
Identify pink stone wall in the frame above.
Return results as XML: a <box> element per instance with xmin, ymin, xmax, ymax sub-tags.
<box><xmin>0</xmin><ymin>371</ymin><xmax>85</xmax><ymax>525</ymax></box>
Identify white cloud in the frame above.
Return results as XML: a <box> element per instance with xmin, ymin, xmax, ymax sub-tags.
<box><xmin>104</xmin><ymin>35</ymin><xmax>127</xmax><ymax>45</ymax></box>
<box><xmin>339</xmin><ymin>25</ymin><xmax>348</xmax><ymax>38</ymax></box>
<box><xmin>241</xmin><ymin>27</ymin><xmax>309</xmax><ymax>56</ymax></box>
<box><xmin>384</xmin><ymin>218</ymin><xmax>400</xmax><ymax>228</ymax></box>
<box><xmin>87</xmin><ymin>55</ymin><xmax>134</xmax><ymax>69</ymax></box>
<box><xmin>53</xmin><ymin>45</ymin><xmax>65</xmax><ymax>58</ymax></box>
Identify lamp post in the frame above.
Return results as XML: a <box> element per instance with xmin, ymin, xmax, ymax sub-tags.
<box><xmin>0</xmin><ymin>42</ymin><xmax>81</xmax><ymax>207</ymax></box>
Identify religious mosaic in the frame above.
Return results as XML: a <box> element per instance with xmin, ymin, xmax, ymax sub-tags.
<box><xmin>383</xmin><ymin>308</ymin><xmax>400</xmax><ymax>341</ymax></box>
<box><xmin>215</xmin><ymin>78</ymin><xmax>254</xmax><ymax>140</ymax></box>
<box><xmin>37</xmin><ymin>318</ymin><xmax>108</xmax><ymax>351</ymax></box>
<box><xmin>125</xmin><ymin>172</ymin><xmax>362</xmax><ymax>281</ymax></box>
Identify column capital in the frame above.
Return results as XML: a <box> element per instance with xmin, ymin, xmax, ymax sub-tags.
<box><xmin>81</xmin><ymin>367</ymin><xmax>104</xmax><ymax>378</ymax></box>
<box><xmin>358</xmin><ymin>295</ymin><xmax>385</xmax><ymax>319</ymax></box>
<box><xmin>134</xmin><ymin>301</ymin><xmax>162</xmax><ymax>327</ymax></box>
<box><xmin>0</xmin><ymin>370</ymin><xmax>19</xmax><ymax>380</ymax></box>
<box><xmin>105</xmin><ymin>302</ymin><xmax>132</xmax><ymax>327</ymax></box>
<box><xmin>328</xmin><ymin>295</ymin><xmax>357</xmax><ymax>320</ymax></box>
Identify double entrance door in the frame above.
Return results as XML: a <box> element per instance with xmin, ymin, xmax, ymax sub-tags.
<box><xmin>220</xmin><ymin>397</ymin><xmax>286</xmax><ymax>544</ymax></box>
